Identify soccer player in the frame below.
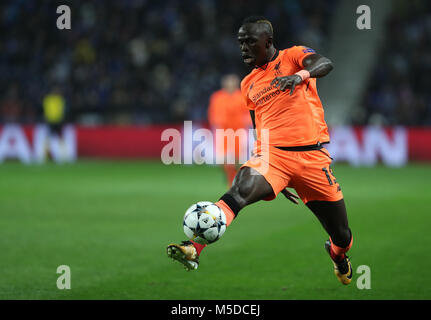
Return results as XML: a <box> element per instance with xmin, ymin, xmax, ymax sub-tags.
<box><xmin>207</xmin><ymin>74</ymin><xmax>251</xmax><ymax>187</ymax></box>
<box><xmin>167</xmin><ymin>16</ymin><xmax>353</xmax><ymax>285</ymax></box>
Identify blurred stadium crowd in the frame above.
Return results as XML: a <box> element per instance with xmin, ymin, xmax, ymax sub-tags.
<box><xmin>0</xmin><ymin>0</ymin><xmax>337</xmax><ymax>125</ymax></box>
<box><xmin>360</xmin><ymin>0</ymin><xmax>431</xmax><ymax>126</ymax></box>
<box><xmin>0</xmin><ymin>0</ymin><xmax>429</xmax><ymax>126</ymax></box>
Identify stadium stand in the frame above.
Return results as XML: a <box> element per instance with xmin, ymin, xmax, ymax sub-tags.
<box><xmin>0</xmin><ymin>0</ymin><xmax>338</xmax><ymax>125</ymax></box>
<box><xmin>360</xmin><ymin>0</ymin><xmax>431</xmax><ymax>126</ymax></box>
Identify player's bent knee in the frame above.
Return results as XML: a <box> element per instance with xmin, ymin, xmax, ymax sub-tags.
<box><xmin>227</xmin><ymin>167</ymin><xmax>254</xmax><ymax>207</ymax></box>
<box><xmin>226</xmin><ymin>166</ymin><xmax>274</xmax><ymax>209</ymax></box>
<box><xmin>332</xmin><ymin>227</ymin><xmax>352</xmax><ymax>248</ymax></box>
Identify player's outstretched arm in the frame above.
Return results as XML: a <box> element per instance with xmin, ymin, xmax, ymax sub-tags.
<box><xmin>271</xmin><ymin>53</ymin><xmax>333</xmax><ymax>95</ymax></box>
<box><xmin>302</xmin><ymin>53</ymin><xmax>333</xmax><ymax>78</ymax></box>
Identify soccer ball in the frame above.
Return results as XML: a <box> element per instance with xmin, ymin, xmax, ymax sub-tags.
<box><xmin>183</xmin><ymin>201</ymin><xmax>227</xmax><ymax>244</ymax></box>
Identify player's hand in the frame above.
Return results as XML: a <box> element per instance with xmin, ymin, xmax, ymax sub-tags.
<box><xmin>271</xmin><ymin>75</ymin><xmax>303</xmax><ymax>95</ymax></box>
<box><xmin>281</xmin><ymin>188</ymin><xmax>299</xmax><ymax>204</ymax></box>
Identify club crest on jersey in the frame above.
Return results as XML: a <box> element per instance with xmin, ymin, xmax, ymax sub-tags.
<box><xmin>274</xmin><ymin>61</ymin><xmax>283</xmax><ymax>77</ymax></box>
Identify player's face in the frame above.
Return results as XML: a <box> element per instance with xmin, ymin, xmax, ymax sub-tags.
<box><xmin>238</xmin><ymin>24</ymin><xmax>269</xmax><ymax>67</ymax></box>
<box><xmin>222</xmin><ymin>75</ymin><xmax>240</xmax><ymax>92</ymax></box>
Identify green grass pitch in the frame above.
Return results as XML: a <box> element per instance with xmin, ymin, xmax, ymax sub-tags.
<box><xmin>0</xmin><ymin>160</ymin><xmax>430</xmax><ymax>300</ymax></box>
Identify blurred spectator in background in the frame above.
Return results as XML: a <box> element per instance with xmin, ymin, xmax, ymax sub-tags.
<box><xmin>359</xmin><ymin>0</ymin><xmax>431</xmax><ymax>126</ymax></box>
<box><xmin>208</xmin><ymin>74</ymin><xmax>251</xmax><ymax>187</ymax></box>
<box><xmin>0</xmin><ymin>84</ymin><xmax>23</xmax><ymax>123</ymax></box>
<box><xmin>43</xmin><ymin>86</ymin><xmax>66</xmax><ymax>135</ymax></box>
<box><xmin>42</xmin><ymin>86</ymin><xmax>67</xmax><ymax>161</ymax></box>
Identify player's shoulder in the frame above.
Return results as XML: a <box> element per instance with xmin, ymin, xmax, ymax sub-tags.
<box><xmin>212</xmin><ymin>89</ymin><xmax>225</xmax><ymax>95</ymax></box>
<box><xmin>209</xmin><ymin>90</ymin><xmax>225</xmax><ymax>106</ymax></box>
<box><xmin>282</xmin><ymin>45</ymin><xmax>317</xmax><ymax>57</ymax></box>
<box><xmin>210</xmin><ymin>89</ymin><xmax>225</xmax><ymax>99</ymax></box>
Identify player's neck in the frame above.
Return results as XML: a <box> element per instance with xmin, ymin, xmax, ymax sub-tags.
<box><xmin>256</xmin><ymin>47</ymin><xmax>278</xmax><ymax>70</ymax></box>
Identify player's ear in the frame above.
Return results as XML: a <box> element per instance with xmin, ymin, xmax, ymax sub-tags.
<box><xmin>266</xmin><ymin>36</ymin><xmax>273</xmax><ymax>49</ymax></box>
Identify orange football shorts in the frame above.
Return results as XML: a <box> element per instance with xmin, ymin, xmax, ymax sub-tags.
<box><xmin>242</xmin><ymin>145</ymin><xmax>343</xmax><ymax>204</ymax></box>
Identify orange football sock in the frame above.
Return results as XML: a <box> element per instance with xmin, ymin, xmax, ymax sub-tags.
<box><xmin>215</xmin><ymin>200</ymin><xmax>235</xmax><ymax>226</ymax></box>
<box><xmin>329</xmin><ymin>235</ymin><xmax>353</xmax><ymax>262</ymax></box>
<box><xmin>191</xmin><ymin>200</ymin><xmax>236</xmax><ymax>256</ymax></box>
<box><xmin>191</xmin><ymin>241</ymin><xmax>206</xmax><ymax>256</ymax></box>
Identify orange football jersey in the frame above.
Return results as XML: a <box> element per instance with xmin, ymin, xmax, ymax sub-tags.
<box><xmin>208</xmin><ymin>89</ymin><xmax>251</xmax><ymax>130</ymax></box>
<box><xmin>240</xmin><ymin>46</ymin><xmax>330</xmax><ymax>147</ymax></box>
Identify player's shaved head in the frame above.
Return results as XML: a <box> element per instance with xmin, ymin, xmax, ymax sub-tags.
<box><xmin>241</xmin><ymin>16</ymin><xmax>273</xmax><ymax>37</ymax></box>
